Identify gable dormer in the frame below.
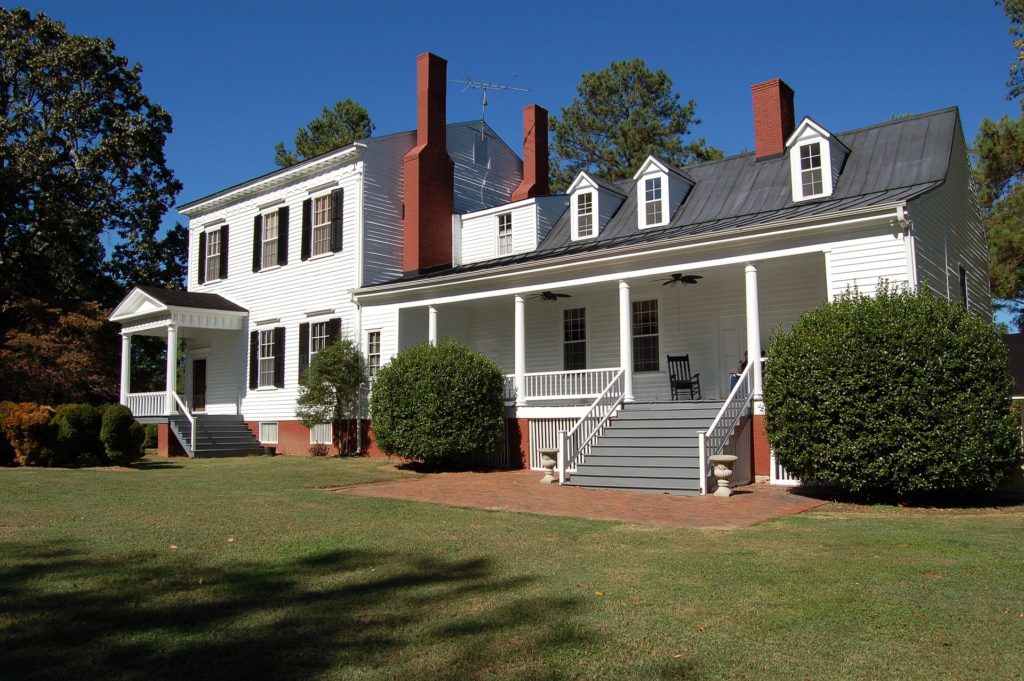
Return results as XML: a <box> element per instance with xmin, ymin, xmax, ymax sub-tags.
<box><xmin>567</xmin><ymin>172</ymin><xmax>626</xmax><ymax>241</ymax></box>
<box><xmin>786</xmin><ymin>117</ymin><xmax>849</xmax><ymax>202</ymax></box>
<box><xmin>632</xmin><ymin>156</ymin><xmax>694</xmax><ymax>229</ymax></box>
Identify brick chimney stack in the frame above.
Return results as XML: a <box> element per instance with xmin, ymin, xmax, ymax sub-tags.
<box><xmin>511</xmin><ymin>104</ymin><xmax>550</xmax><ymax>201</ymax></box>
<box><xmin>751</xmin><ymin>78</ymin><xmax>795</xmax><ymax>159</ymax></box>
<box><xmin>402</xmin><ymin>52</ymin><xmax>455</xmax><ymax>275</ymax></box>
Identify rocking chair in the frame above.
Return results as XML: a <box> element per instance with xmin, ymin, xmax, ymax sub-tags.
<box><xmin>667</xmin><ymin>354</ymin><xmax>702</xmax><ymax>400</ymax></box>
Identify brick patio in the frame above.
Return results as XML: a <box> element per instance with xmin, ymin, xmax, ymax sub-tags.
<box><xmin>335</xmin><ymin>469</ymin><xmax>826</xmax><ymax>529</ymax></box>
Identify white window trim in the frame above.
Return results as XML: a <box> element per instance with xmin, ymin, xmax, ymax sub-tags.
<box><xmin>204</xmin><ymin>228</ymin><xmax>223</xmax><ymax>283</ymax></box>
<box><xmin>311</xmin><ymin>192</ymin><xmax>333</xmax><ymax>257</ymax></box>
<box><xmin>571</xmin><ymin>190</ymin><xmax>598</xmax><ymax>241</ymax></box>
<box><xmin>496</xmin><ymin>212</ymin><xmax>513</xmax><ymax>256</ymax></box>
<box><xmin>787</xmin><ymin>120</ymin><xmax>841</xmax><ymax>203</ymax></box>
<box><xmin>309</xmin><ymin>423</ymin><xmax>332</xmax><ymax>445</ymax></box>
<box><xmin>562</xmin><ymin>306</ymin><xmax>588</xmax><ymax>371</ymax></box>
<box><xmin>636</xmin><ymin>172</ymin><xmax>669</xmax><ymax>229</ymax></box>
<box><xmin>366</xmin><ymin>329</ymin><xmax>382</xmax><ymax>379</ymax></box>
<box><xmin>258</xmin><ymin>329</ymin><xmax>276</xmax><ymax>388</ymax></box>
<box><xmin>261</xmin><ymin>210</ymin><xmax>279</xmax><ymax>271</ymax></box>
<box><xmin>631</xmin><ymin>297</ymin><xmax>661</xmax><ymax>374</ymax></box>
<box><xmin>259</xmin><ymin>422</ymin><xmax>278</xmax><ymax>444</ymax></box>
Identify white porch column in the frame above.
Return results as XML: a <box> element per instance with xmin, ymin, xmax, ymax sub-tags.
<box><xmin>618</xmin><ymin>280</ymin><xmax>635</xmax><ymax>403</ymax></box>
<box><xmin>514</xmin><ymin>294</ymin><xmax>527</xmax><ymax>406</ymax></box>
<box><xmin>744</xmin><ymin>263</ymin><xmax>763</xmax><ymax>400</ymax></box>
<box><xmin>427</xmin><ymin>305</ymin><xmax>438</xmax><ymax>345</ymax></box>
<box><xmin>165</xmin><ymin>323</ymin><xmax>178</xmax><ymax>415</ymax></box>
<box><xmin>119</xmin><ymin>332</ymin><xmax>132</xmax><ymax>406</ymax></box>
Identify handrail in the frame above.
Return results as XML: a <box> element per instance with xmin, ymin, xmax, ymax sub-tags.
<box><xmin>172</xmin><ymin>392</ymin><xmax>195</xmax><ymax>456</ymax></box>
<box><xmin>697</xmin><ymin>361</ymin><xmax>754</xmax><ymax>493</ymax></box>
<box><xmin>557</xmin><ymin>368</ymin><xmax>625</xmax><ymax>484</ymax></box>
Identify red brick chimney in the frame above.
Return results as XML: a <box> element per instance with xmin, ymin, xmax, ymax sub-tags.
<box><xmin>751</xmin><ymin>78</ymin><xmax>795</xmax><ymax>159</ymax></box>
<box><xmin>403</xmin><ymin>52</ymin><xmax>455</xmax><ymax>275</ymax></box>
<box><xmin>511</xmin><ymin>104</ymin><xmax>549</xmax><ymax>201</ymax></box>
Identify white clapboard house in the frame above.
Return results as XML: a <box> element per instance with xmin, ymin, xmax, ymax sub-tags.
<box><xmin>111</xmin><ymin>53</ymin><xmax>990</xmax><ymax>494</ymax></box>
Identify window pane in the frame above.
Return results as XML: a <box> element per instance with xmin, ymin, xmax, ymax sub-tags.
<box><xmin>262</xmin><ymin>212</ymin><xmax>278</xmax><ymax>269</ymax></box>
<box><xmin>313</xmin><ymin>195</ymin><xmax>332</xmax><ymax>256</ymax></box>
<box><xmin>259</xmin><ymin>329</ymin><xmax>275</xmax><ymax>387</ymax></box>
<box><xmin>497</xmin><ymin>213</ymin><xmax>512</xmax><ymax>255</ymax></box>
<box><xmin>800</xmin><ymin>143</ymin><xmax>823</xmax><ymax>196</ymax></box>
<box><xmin>205</xmin><ymin>229</ymin><xmax>221</xmax><ymax>281</ymax></box>
<box><xmin>310</xmin><ymin>321</ymin><xmax>330</xmax><ymax>358</ymax></box>
<box><xmin>563</xmin><ymin>308</ymin><xmax>586</xmax><ymax>371</ymax></box>
<box><xmin>632</xmin><ymin>300</ymin><xmax>659</xmax><ymax>372</ymax></box>
<box><xmin>577</xmin><ymin>192</ymin><xmax>593</xmax><ymax>237</ymax></box>
<box><xmin>367</xmin><ymin>331</ymin><xmax>381</xmax><ymax>378</ymax></box>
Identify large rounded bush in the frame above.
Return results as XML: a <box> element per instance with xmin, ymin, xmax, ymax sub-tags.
<box><xmin>100</xmin><ymin>404</ymin><xmax>146</xmax><ymax>465</ymax></box>
<box><xmin>764</xmin><ymin>284</ymin><xmax>1022</xmax><ymax>496</ymax></box>
<box><xmin>370</xmin><ymin>340</ymin><xmax>505</xmax><ymax>467</ymax></box>
<box><xmin>0</xmin><ymin>402</ymin><xmax>57</xmax><ymax>466</ymax></box>
<box><xmin>52</xmin><ymin>403</ymin><xmax>103</xmax><ymax>466</ymax></box>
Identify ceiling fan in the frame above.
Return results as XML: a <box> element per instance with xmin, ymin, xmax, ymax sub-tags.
<box><xmin>654</xmin><ymin>273</ymin><xmax>703</xmax><ymax>286</ymax></box>
<box><xmin>529</xmin><ymin>291</ymin><xmax>572</xmax><ymax>301</ymax></box>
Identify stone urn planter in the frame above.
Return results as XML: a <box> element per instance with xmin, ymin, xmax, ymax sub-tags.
<box><xmin>538</xmin><ymin>448</ymin><xmax>559</xmax><ymax>484</ymax></box>
<box><xmin>708</xmin><ymin>453</ymin><xmax>739</xmax><ymax>497</ymax></box>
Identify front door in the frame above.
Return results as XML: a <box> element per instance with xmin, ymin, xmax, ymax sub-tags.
<box><xmin>192</xmin><ymin>359</ymin><xmax>207</xmax><ymax>412</ymax></box>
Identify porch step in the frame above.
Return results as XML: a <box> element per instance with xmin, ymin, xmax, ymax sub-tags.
<box><xmin>168</xmin><ymin>414</ymin><xmax>264</xmax><ymax>458</ymax></box>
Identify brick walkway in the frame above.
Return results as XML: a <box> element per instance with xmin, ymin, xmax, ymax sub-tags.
<box><xmin>335</xmin><ymin>470</ymin><xmax>825</xmax><ymax>529</ymax></box>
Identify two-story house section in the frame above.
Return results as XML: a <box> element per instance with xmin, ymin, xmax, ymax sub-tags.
<box><xmin>110</xmin><ymin>52</ymin><xmax>531</xmax><ymax>455</ymax></box>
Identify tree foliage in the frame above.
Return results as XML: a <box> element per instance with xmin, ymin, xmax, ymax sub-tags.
<box><xmin>764</xmin><ymin>284</ymin><xmax>1022</xmax><ymax>498</ymax></box>
<box><xmin>274</xmin><ymin>99</ymin><xmax>375</xmax><ymax>168</ymax></box>
<box><xmin>295</xmin><ymin>340</ymin><xmax>367</xmax><ymax>455</ymax></box>
<box><xmin>550</xmin><ymin>59</ymin><xmax>722</xmax><ymax>190</ymax></box>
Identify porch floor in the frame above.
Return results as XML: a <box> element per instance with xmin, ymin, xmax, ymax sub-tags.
<box><xmin>334</xmin><ymin>470</ymin><xmax>825</xmax><ymax>530</ymax></box>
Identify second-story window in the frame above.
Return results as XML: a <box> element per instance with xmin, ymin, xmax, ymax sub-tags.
<box><xmin>310</xmin><ymin>321</ymin><xmax>330</xmax><ymax>357</ymax></box>
<box><xmin>312</xmin><ymin>194</ymin><xmax>332</xmax><ymax>256</ymax></box>
<box><xmin>497</xmin><ymin>213</ymin><xmax>513</xmax><ymax>256</ymax></box>
<box><xmin>800</xmin><ymin>143</ymin><xmax>823</xmax><ymax>197</ymax></box>
<box><xmin>261</xmin><ymin>211</ymin><xmax>278</xmax><ymax>270</ymax></box>
<box><xmin>205</xmin><ymin>229</ymin><xmax>222</xmax><ymax>281</ymax></box>
<box><xmin>577</xmin><ymin>192</ymin><xmax>594</xmax><ymax>238</ymax></box>
<box><xmin>645</xmin><ymin>177</ymin><xmax>663</xmax><ymax>226</ymax></box>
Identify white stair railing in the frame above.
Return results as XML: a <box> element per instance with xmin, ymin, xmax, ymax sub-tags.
<box><xmin>171</xmin><ymin>392</ymin><xmax>196</xmax><ymax>458</ymax></box>
<box><xmin>504</xmin><ymin>367</ymin><xmax>621</xmax><ymax>403</ymax></box>
<box><xmin>697</xmin><ymin>362</ymin><xmax>754</xmax><ymax>494</ymax></box>
<box><xmin>125</xmin><ymin>392</ymin><xmax>166</xmax><ymax>417</ymax></box>
<box><xmin>557</xmin><ymin>369</ymin><xmax>625</xmax><ymax>484</ymax></box>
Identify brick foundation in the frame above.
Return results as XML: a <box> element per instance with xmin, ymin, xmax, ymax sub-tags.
<box><xmin>752</xmin><ymin>414</ymin><xmax>770</xmax><ymax>477</ymax></box>
<box><xmin>506</xmin><ymin>418</ymin><xmax>530</xmax><ymax>469</ymax></box>
<box><xmin>156</xmin><ymin>422</ymin><xmax>188</xmax><ymax>458</ymax></box>
<box><xmin>243</xmin><ymin>419</ymin><xmax>388</xmax><ymax>458</ymax></box>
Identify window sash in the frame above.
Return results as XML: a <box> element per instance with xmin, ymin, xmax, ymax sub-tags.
<box><xmin>563</xmin><ymin>307</ymin><xmax>586</xmax><ymax>371</ymax></box>
<box><xmin>310</xmin><ymin>321</ymin><xmax>330</xmax><ymax>357</ymax></box>
<box><xmin>309</xmin><ymin>423</ymin><xmax>332</xmax><ymax>445</ymax></box>
<box><xmin>261</xmin><ymin>212</ymin><xmax>278</xmax><ymax>269</ymax></box>
<box><xmin>205</xmin><ymin>230</ymin><xmax>221</xmax><ymax>281</ymax></box>
<box><xmin>259</xmin><ymin>422</ymin><xmax>278</xmax><ymax>443</ymax></box>
<box><xmin>258</xmin><ymin>329</ymin><xmax>275</xmax><ymax>387</ymax></box>
<box><xmin>577</xmin><ymin>192</ymin><xmax>594</xmax><ymax>237</ymax></box>
<box><xmin>644</xmin><ymin>178</ymin><xmax>663</xmax><ymax>225</ymax></box>
<box><xmin>367</xmin><ymin>331</ymin><xmax>381</xmax><ymax>378</ymax></box>
<box><xmin>632</xmin><ymin>300</ymin><xmax>659</xmax><ymax>372</ymax></box>
<box><xmin>312</xmin><ymin>195</ymin><xmax>332</xmax><ymax>256</ymax></box>
<box><xmin>497</xmin><ymin>213</ymin><xmax>513</xmax><ymax>255</ymax></box>
<box><xmin>800</xmin><ymin>143</ymin><xmax>823</xmax><ymax>196</ymax></box>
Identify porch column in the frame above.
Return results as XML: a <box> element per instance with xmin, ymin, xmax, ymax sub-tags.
<box><xmin>427</xmin><ymin>305</ymin><xmax>438</xmax><ymax>345</ymax></box>
<box><xmin>744</xmin><ymin>263</ymin><xmax>763</xmax><ymax>399</ymax></box>
<box><xmin>514</xmin><ymin>294</ymin><xmax>527</xmax><ymax>406</ymax></box>
<box><xmin>120</xmin><ymin>332</ymin><xmax>132</xmax><ymax>406</ymax></box>
<box><xmin>618</xmin><ymin>280</ymin><xmax>635</xmax><ymax>402</ymax></box>
<box><xmin>165</xmin><ymin>323</ymin><xmax>178</xmax><ymax>415</ymax></box>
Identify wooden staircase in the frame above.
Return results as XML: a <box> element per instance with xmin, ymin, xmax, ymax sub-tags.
<box><xmin>168</xmin><ymin>414</ymin><xmax>264</xmax><ymax>457</ymax></box>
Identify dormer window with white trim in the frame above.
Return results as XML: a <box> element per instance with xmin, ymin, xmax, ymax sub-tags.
<box><xmin>497</xmin><ymin>212</ymin><xmax>513</xmax><ymax>255</ymax></box>
<box><xmin>577</xmin><ymin>191</ymin><xmax>594</xmax><ymax>238</ymax></box>
<box><xmin>799</xmin><ymin>143</ymin><xmax>823</xmax><ymax>197</ymax></box>
<box><xmin>644</xmin><ymin>178</ymin><xmax>663</xmax><ymax>226</ymax></box>
<box><xmin>632</xmin><ymin>156</ymin><xmax>692</xmax><ymax>230</ymax></box>
<box><xmin>786</xmin><ymin>117</ymin><xmax>849</xmax><ymax>203</ymax></box>
<box><xmin>567</xmin><ymin>171</ymin><xmax>626</xmax><ymax>241</ymax></box>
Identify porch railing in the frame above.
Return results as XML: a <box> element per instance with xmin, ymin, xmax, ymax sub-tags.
<box><xmin>557</xmin><ymin>369</ymin><xmax>625</xmax><ymax>484</ymax></box>
<box><xmin>697</xmin><ymin>361</ymin><xmax>754</xmax><ymax>494</ymax></box>
<box><xmin>126</xmin><ymin>391</ymin><xmax>166</xmax><ymax>417</ymax></box>
<box><xmin>504</xmin><ymin>367</ymin><xmax>621</xmax><ymax>403</ymax></box>
<box><xmin>171</xmin><ymin>392</ymin><xmax>195</xmax><ymax>456</ymax></box>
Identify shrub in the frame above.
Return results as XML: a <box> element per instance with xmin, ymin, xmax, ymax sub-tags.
<box><xmin>143</xmin><ymin>423</ymin><xmax>158</xmax><ymax>449</ymax></box>
<box><xmin>296</xmin><ymin>339</ymin><xmax>366</xmax><ymax>455</ymax></box>
<box><xmin>370</xmin><ymin>340</ymin><xmax>505</xmax><ymax>467</ymax></box>
<box><xmin>1</xmin><ymin>402</ymin><xmax>57</xmax><ymax>466</ymax></box>
<box><xmin>100</xmin><ymin>404</ymin><xmax>146</xmax><ymax>466</ymax></box>
<box><xmin>52</xmin><ymin>403</ymin><xmax>103</xmax><ymax>466</ymax></box>
<box><xmin>0</xmin><ymin>401</ymin><xmax>17</xmax><ymax>466</ymax></box>
<box><xmin>764</xmin><ymin>284</ymin><xmax>1023</xmax><ymax>497</ymax></box>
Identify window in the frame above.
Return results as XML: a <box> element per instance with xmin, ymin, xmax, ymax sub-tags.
<box><xmin>259</xmin><ymin>329</ymin><xmax>276</xmax><ymax>387</ymax></box>
<box><xmin>310</xmin><ymin>423</ymin><xmax>332</xmax><ymax>445</ymax></box>
<box><xmin>800</xmin><ymin>143</ymin><xmax>823</xmax><ymax>197</ymax></box>
<box><xmin>261</xmin><ymin>211</ymin><xmax>279</xmax><ymax>270</ymax></box>
<box><xmin>632</xmin><ymin>299</ymin><xmax>659</xmax><ymax>372</ymax></box>
<box><xmin>259</xmin><ymin>422</ymin><xmax>278</xmax><ymax>444</ymax></box>
<box><xmin>205</xmin><ymin>229</ymin><xmax>221</xmax><ymax>281</ymax></box>
<box><xmin>367</xmin><ymin>330</ymin><xmax>381</xmax><ymax>378</ymax></box>
<box><xmin>497</xmin><ymin>213</ymin><xmax>513</xmax><ymax>256</ymax></box>
<box><xmin>577</xmin><ymin>192</ymin><xmax>594</xmax><ymax>238</ymax></box>
<box><xmin>644</xmin><ymin>177</ymin><xmax>663</xmax><ymax>226</ymax></box>
<box><xmin>563</xmin><ymin>308</ymin><xmax>586</xmax><ymax>371</ymax></box>
<box><xmin>959</xmin><ymin>266</ymin><xmax>969</xmax><ymax>307</ymax></box>
<box><xmin>310</xmin><ymin>321</ymin><xmax>330</xmax><ymax>357</ymax></box>
<box><xmin>312</xmin><ymin>194</ymin><xmax>332</xmax><ymax>256</ymax></box>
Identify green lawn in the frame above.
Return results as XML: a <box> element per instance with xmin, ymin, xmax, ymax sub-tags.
<box><xmin>1</xmin><ymin>457</ymin><xmax>1022</xmax><ymax>680</ymax></box>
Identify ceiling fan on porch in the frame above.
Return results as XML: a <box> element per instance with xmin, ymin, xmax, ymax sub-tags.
<box><xmin>529</xmin><ymin>291</ymin><xmax>572</xmax><ymax>302</ymax></box>
<box><xmin>654</xmin><ymin>273</ymin><xmax>703</xmax><ymax>286</ymax></box>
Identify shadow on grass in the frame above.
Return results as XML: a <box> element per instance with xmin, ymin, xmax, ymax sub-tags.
<box><xmin>791</xmin><ymin>483</ymin><xmax>1024</xmax><ymax>509</ymax></box>
<box><xmin>0</xmin><ymin>540</ymin><xmax>634</xmax><ymax>681</ymax></box>
<box><xmin>132</xmin><ymin>460</ymin><xmax>185</xmax><ymax>471</ymax></box>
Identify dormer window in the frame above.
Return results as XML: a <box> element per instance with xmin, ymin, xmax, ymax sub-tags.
<box><xmin>799</xmin><ymin>143</ymin><xmax>823</xmax><ymax>197</ymax></box>
<box><xmin>497</xmin><ymin>212</ymin><xmax>513</xmax><ymax>255</ymax></box>
<box><xmin>787</xmin><ymin>117</ymin><xmax>849</xmax><ymax>203</ymax></box>
<box><xmin>644</xmin><ymin>178</ymin><xmax>663</xmax><ymax>226</ymax></box>
<box><xmin>632</xmin><ymin>156</ymin><xmax>690</xmax><ymax>230</ymax></box>
<box><xmin>577</xmin><ymin>192</ymin><xmax>594</xmax><ymax>238</ymax></box>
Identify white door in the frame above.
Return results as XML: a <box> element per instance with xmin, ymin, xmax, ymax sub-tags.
<box><xmin>717</xmin><ymin>313</ymin><xmax>746</xmax><ymax>399</ymax></box>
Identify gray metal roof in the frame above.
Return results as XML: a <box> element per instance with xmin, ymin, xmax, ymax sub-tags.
<box><xmin>137</xmin><ymin>286</ymin><xmax>247</xmax><ymax>312</ymax></box>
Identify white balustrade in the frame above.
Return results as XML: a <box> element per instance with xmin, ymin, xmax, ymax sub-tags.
<box><xmin>503</xmin><ymin>367</ymin><xmax>620</xmax><ymax>403</ymax></box>
<box><xmin>126</xmin><ymin>392</ymin><xmax>167</xmax><ymax>417</ymax></box>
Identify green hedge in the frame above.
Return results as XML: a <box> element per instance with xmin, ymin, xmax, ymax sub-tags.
<box><xmin>764</xmin><ymin>284</ymin><xmax>1022</xmax><ymax>497</ymax></box>
<box><xmin>100</xmin><ymin>404</ymin><xmax>146</xmax><ymax>466</ymax></box>
<box><xmin>53</xmin><ymin>403</ymin><xmax>103</xmax><ymax>466</ymax></box>
<box><xmin>370</xmin><ymin>340</ymin><xmax>505</xmax><ymax>467</ymax></box>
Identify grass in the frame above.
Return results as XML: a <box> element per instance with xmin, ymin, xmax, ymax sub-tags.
<box><xmin>1</xmin><ymin>456</ymin><xmax>1022</xmax><ymax>680</ymax></box>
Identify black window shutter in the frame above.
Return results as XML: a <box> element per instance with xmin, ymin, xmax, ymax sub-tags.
<box><xmin>273</xmin><ymin>326</ymin><xmax>286</xmax><ymax>388</ymax></box>
<box><xmin>301</xmin><ymin>199</ymin><xmax>311</xmax><ymax>261</ymax></box>
<box><xmin>330</xmin><ymin>188</ymin><xmax>344</xmax><ymax>252</ymax></box>
<box><xmin>298</xmin><ymin>322</ymin><xmax>310</xmax><ymax>380</ymax></box>
<box><xmin>277</xmin><ymin>206</ymin><xmax>289</xmax><ymax>266</ymax></box>
<box><xmin>327</xmin><ymin>317</ymin><xmax>341</xmax><ymax>343</ymax></box>
<box><xmin>248</xmin><ymin>331</ymin><xmax>258</xmax><ymax>389</ymax></box>
<box><xmin>252</xmin><ymin>215</ymin><xmax>263</xmax><ymax>272</ymax></box>
<box><xmin>198</xmin><ymin>231</ymin><xmax>207</xmax><ymax>285</ymax></box>
<box><xmin>219</xmin><ymin>225</ymin><xmax>229</xmax><ymax>279</ymax></box>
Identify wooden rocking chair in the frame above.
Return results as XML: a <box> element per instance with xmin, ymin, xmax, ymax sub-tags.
<box><xmin>667</xmin><ymin>354</ymin><xmax>702</xmax><ymax>400</ymax></box>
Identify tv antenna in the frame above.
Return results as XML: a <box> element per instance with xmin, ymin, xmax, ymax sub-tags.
<box><xmin>451</xmin><ymin>76</ymin><xmax>530</xmax><ymax>122</ymax></box>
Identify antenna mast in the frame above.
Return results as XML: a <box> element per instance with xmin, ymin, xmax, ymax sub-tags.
<box><xmin>450</xmin><ymin>75</ymin><xmax>530</xmax><ymax>122</ymax></box>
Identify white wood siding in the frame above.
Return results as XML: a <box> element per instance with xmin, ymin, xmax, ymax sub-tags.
<box><xmin>182</xmin><ymin>328</ymin><xmax>248</xmax><ymax>416</ymax></box>
<box><xmin>362</xmin><ymin>132</ymin><xmax>413</xmax><ymax>285</ymax></box>
<box><xmin>908</xmin><ymin>124</ymin><xmax>992</xmax><ymax>318</ymax></box>
<box><xmin>826</xmin><ymin>227</ymin><xmax>911</xmax><ymax>298</ymax></box>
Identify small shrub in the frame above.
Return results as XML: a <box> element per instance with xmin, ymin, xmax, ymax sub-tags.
<box><xmin>1</xmin><ymin>402</ymin><xmax>57</xmax><ymax>466</ymax></box>
<box><xmin>308</xmin><ymin>443</ymin><xmax>331</xmax><ymax>457</ymax></box>
<box><xmin>143</xmin><ymin>423</ymin><xmax>158</xmax><ymax>449</ymax></box>
<box><xmin>100</xmin><ymin>404</ymin><xmax>146</xmax><ymax>466</ymax></box>
<box><xmin>52</xmin><ymin>403</ymin><xmax>103</xmax><ymax>466</ymax></box>
<box><xmin>370</xmin><ymin>340</ymin><xmax>505</xmax><ymax>467</ymax></box>
<box><xmin>0</xmin><ymin>401</ymin><xmax>17</xmax><ymax>466</ymax></box>
<box><xmin>764</xmin><ymin>284</ymin><xmax>1023</xmax><ymax>497</ymax></box>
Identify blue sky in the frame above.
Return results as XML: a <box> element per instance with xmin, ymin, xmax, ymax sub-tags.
<box><xmin>18</xmin><ymin>1</ymin><xmax>1022</xmax><ymax>230</ymax></box>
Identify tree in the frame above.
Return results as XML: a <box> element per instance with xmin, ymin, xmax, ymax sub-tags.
<box><xmin>295</xmin><ymin>340</ymin><xmax>367</xmax><ymax>455</ymax></box>
<box><xmin>550</xmin><ymin>58</ymin><xmax>722</xmax><ymax>190</ymax></box>
<box><xmin>974</xmin><ymin>0</ymin><xmax>1024</xmax><ymax>328</ymax></box>
<box><xmin>274</xmin><ymin>99</ymin><xmax>375</xmax><ymax>168</ymax></box>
